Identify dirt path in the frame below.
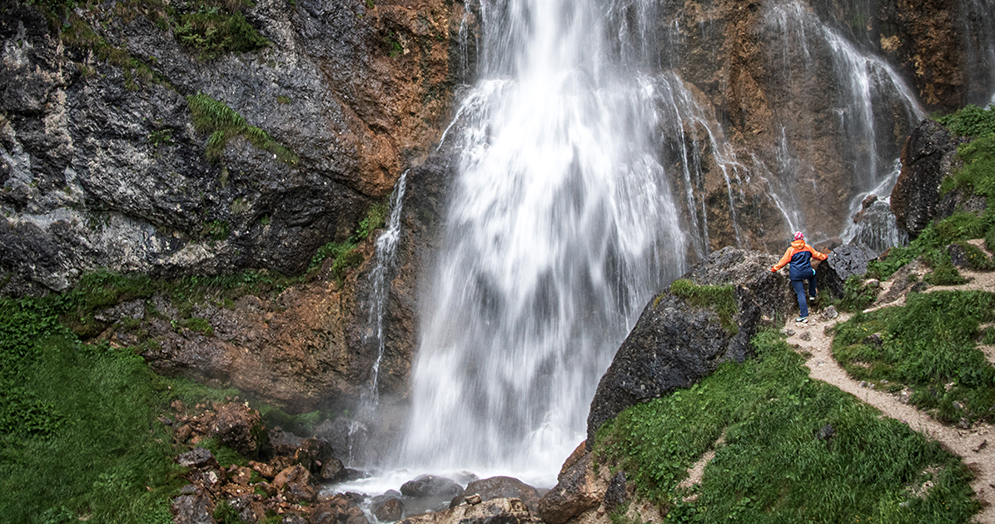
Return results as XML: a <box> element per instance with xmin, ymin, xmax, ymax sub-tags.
<box><xmin>786</xmin><ymin>297</ymin><xmax>995</xmax><ymax>523</ymax></box>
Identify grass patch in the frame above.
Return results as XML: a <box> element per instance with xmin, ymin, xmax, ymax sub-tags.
<box><xmin>187</xmin><ymin>93</ymin><xmax>298</xmax><ymax>165</ymax></box>
<box><xmin>869</xmin><ymin>211</ymin><xmax>993</xmax><ymax>281</ymax></box>
<box><xmin>174</xmin><ymin>1</ymin><xmax>269</xmax><ymax>60</ymax></box>
<box><xmin>831</xmin><ymin>290</ymin><xmax>995</xmax><ymax>424</ymax></box>
<box><xmin>0</xmin><ymin>299</ymin><xmax>186</xmax><ymax>524</ymax></box>
<box><xmin>953</xmin><ymin>241</ymin><xmax>995</xmax><ymax>271</ymax></box>
<box><xmin>668</xmin><ymin>279</ymin><xmax>738</xmax><ymax>335</ymax></box>
<box><xmin>595</xmin><ymin>331</ymin><xmax>979</xmax><ymax>523</ymax></box>
<box><xmin>836</xmin><ymin>275</ymin><xmax>878</xmax><ymax>312</ymax></box>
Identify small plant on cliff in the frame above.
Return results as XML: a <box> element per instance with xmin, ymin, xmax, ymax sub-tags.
<box><xmin>186</xmin><ymin>93</ymin><xmax>298</xmax><ymax>165</ymax></box>
<box><xmin>595</xmin><ymin>330</ymin><xmax>979</xmax><ymax>522</ymax></box>
<box><xmin>308</xmin><ymin>198</ymin><xmax>393</xmax><ymax>283</ymax></box>
<box><xmin>667</xmin><ymin>279</ymin><xmax>738</xmax><ymax>335</ymax></box>
<box><xmin>831</xmin><ymin>290</ymin><xmax>995</xmax><ymax>425</ymax></box>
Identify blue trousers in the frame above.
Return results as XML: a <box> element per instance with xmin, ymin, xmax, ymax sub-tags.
<box><xmin>791</xmin><ymin>277</ymin><xmax>817</xmax><ymax>318</ymax></box>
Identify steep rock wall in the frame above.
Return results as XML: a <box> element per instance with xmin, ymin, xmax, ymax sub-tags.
<box><xmin>0</xmin><ymin>0</ymin><xmax>474</xmax><ymax>294</ymax></box>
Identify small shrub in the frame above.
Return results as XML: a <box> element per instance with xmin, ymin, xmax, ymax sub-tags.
<box><xmin>186</xmin><ymin>93</ymin><xmax>298</xmax><ymax>165</ymax></box>
<box><xmin>147</xmin><ymin>129</ymin><xmax>173</xmax><ymax>148</ymax></box>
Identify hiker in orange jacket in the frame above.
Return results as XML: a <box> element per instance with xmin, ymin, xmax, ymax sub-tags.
<box><xmin>771</xmin><ymin>231</ymin><xmax>828</xmax><ymax>323</ymax></box>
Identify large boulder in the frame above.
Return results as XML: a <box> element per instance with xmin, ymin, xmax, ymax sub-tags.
<box><xmin>209</xmin><ymin>402</ymin><xmax>262</xmax><ymax>457</ymax></box>
<box><xmin>891</xmin><ymin>119</ymin><xmax>964</xmax><ymax>239</ymax></box>
<box><xmin>399</xmin><ymin>498</ymin><xmax>539</xmax><ymax>524</ymax></box>
<box><xmin>585</xmin><ymin>247</ymin><xmax>791</xmax><ymax>445</ymax></box>
<box><xmin>817</xmin><ymin>244</ymin><xmax>878</xmax><ymax>299</ymax></box>
<box><xmin>450</xmin><ymin>477</ymin><xmax>542</xmax><ymax>516</ymax></box>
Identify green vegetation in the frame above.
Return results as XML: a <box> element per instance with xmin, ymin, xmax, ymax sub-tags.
<box><xmin>32</xmin><ymin>0</ymin><xmax>269</xmax><ymax>64</ymax></box>
<box><xmin>595</xmin><ymin>331</ymin><xmax>979</xmax><ymax>523</ymax></box>
<box><xmin>0</xmin><ymin>298</ymin><xmax>185</xmax><ymax>524</ymax></box>
<box><xmin>935</xmin><ymin>103</ymin><xmax>995</xmax><ymax>138</ymax></box>
<box><xmin>187</xmin><ymin>93</ymin><xmax>298</xmax><ymax>165</ymax></box>
<box><xmin>147</xmin><ymin>129</ymin><xmax>174</xmax><ymax>148</ymax></box>
<box><xmin>836</xmin><ymin>275</ymin><xmax>878</xmax><ymax>312</ymax></box>
<box><xmin>309</xmin><ymin>197</ymin><xmax>391</xmax><ymax>283</ymax></box>
<box><xmin>868</xmin><ymin>211</ymin><xmax>991</xmax><ymax>281</ymax></box>
<box><xmin>667</xmin><ymin>279</ymin><xmax>738</xmax><ymax>335</ymax></box>
<box><xmin>831</xmin><ymin>290</ymin><xmax>995</xmax><ymax>425</ymax></box>
<box><xmin>174</xmin><ymin>0</ymin><xmax>269</xmax><ymax>60</ymax></box>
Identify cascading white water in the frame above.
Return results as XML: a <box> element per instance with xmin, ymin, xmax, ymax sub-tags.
<box><xmin>400</xmin><ymin>0</ymin><xmax>688</xmax><ymax>483</ymax></box>
<box><xmin>361</xmin><ymin>171</ymin><xmax>409</xmax><ymax>410</ymax></box>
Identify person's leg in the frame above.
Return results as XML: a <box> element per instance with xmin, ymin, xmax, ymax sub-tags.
<box><xmin>808</xmin><ymin>275</ymin><xmax>817</xmax><ymax>298</ymax></box>
<box><xmin>791</xmin><ymin>279</ymin><xmax>808</xmax><ymax>318</ymax></box>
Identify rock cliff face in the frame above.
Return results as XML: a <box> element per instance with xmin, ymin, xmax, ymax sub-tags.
<box><xmin>0</xmin><ymin>0</ymin><xmax>474</xmax><ymax>294</ymax></box>
<box><xmin>645</xmin><ymin>0</ymin><xmax>977</xmax><ymax>254</ymax></box>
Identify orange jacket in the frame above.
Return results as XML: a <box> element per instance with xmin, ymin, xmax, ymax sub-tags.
<box><xmin>771</xmin><ymin>239</ymin><xmax>828</xmax><ymax>279</ymax></box>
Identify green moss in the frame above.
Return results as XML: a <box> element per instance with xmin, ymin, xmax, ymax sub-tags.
<box><xmin>595</xmin><ymin>331</ymin><xmax>979</xmax><ymax>522</ymax></box>
<box><xmin>935</xmin><ymin>104</ymin><xmax>995</xmax><ymax>138</ymax></box>
<box><xmin>668</xmin><ymin>279</ymin><xmax>738</xmax><ymax>335</ymax></box>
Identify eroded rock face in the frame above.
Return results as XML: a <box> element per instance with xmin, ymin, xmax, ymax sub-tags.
<box><xmin>586</xmin><ymin>247</ymin><xmax>792</xmax><ymax>445</ymax></box>
<box><xmin>0</xmin><ymin>0</ymin><xmax>473</xmax><ymax>294</ymax></box>
<box><xmin>891</xmin><ymin>119</ymin><xmax>963</xmax><ymax>238</ymax></box>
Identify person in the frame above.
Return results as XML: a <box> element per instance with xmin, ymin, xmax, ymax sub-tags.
<box><xmin>770</xmin><ymin>231</ymin><xmax>828</xmax><ymax>323</ymax></box>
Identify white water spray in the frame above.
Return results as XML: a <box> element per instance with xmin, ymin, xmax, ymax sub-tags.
<box><xmin>400</xmin><ymin>0</ymin><xmax>688</xmax><ymax>485</ymax></box>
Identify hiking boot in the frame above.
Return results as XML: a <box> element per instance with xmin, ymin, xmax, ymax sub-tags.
<box><xmin>795</xmin><ymin>316</ymin><xmax>808</xmax><ymax>323</ymax></box>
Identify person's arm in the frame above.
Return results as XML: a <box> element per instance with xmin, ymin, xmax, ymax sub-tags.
<box><xmin>809</xmin><ymin>245</ymin><xmax>828</xmax><ymax>261</ymax></box>
<box><xmin>771</xmin><ymin>248</ymin><xmax>794</xmax><ymax>272</ymax></box>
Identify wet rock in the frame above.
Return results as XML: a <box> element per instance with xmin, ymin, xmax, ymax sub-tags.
<box><xmin>372</xmin><ymin>491</ymin><xmax>405</xmax><ymax>522</ymax></box>
<box><xmin>210</xmin><ymin>402</ymin><xmax>262</xmax><ymax>456</ymax></box>
<box><xmin>537</xmin><ymin>452</ymin><xmax>602</xmax><ymax>524</ymax></box>
<box><xmin>268</xmin><ymin>427</ymin><xmax>305</xmax><ymax>457</ymax></box>
<box><xmin>450</xmin><ymin>477</ymin><xmax>541</xmax><ymax>515</ymax></box>
<box><xmin>401</xmin><ymin>474</ymin><xmax>463</xmax><ymax>515</ymax></box>
<box><xmin>817</xmin><ymin>244</ymin><xmax>877</xmax><ymax>299</ymax></box>
<box><xmin>250</xmin><ymin>460</ymin><xmax>277</xmax><ymax>480</ymax></box>
<box><xmin>293</xmin><ymin>437</ymin><xmax>334</xmax><ymax>474</ymax></box>
<box><xmin>586</xmin><ymin>247</ymin><xmax>791</xmax><ymax>445</ymax></box>
<box><xmin>320</xmin><ymin>457</ymin><xmax>346</xmax><ymax>482</ymax></box>
<box><xmin>401</xmin><ymin>474</ymin><xmax>463</xmax><ymax>499</ymax></box>
<box><xmin>273</xmin><ymin>464</ymin><xmax>315</xmax><ymax>503</ymax></box>
<box><xmin>314</xmin><ymin>494</ymin><xmax>369</xmax><ymax>524</ymax></box>
<box><xmin>400</xmin><ymin>498</ymin><xmax>538</xmax><ymax>524</ymax></box>
<box><xmin>177</xmin><ymin>448</ymin><xmax>219</xmax><ymax>469</ymax></box>
<box><xmin>891</xmin><ymin>119</ymin><xmax>964</xmax><ymax>239</ymax></box>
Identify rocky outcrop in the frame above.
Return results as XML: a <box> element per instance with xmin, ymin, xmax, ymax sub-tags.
<box><xmin>891</xmin><ymin>119</ymin><xmax>964</xmax><ymax>238</ymax></box>
<box><xmin>450</xmin><ymin>477</ymin><xmax>543</xmax><ymax>516</ymax></box>
<box><xmin>400</xmin><ymin>497</ymin><xmax>540</xmax><ymax>524</ymax></box>
<box><xmin>0</xmin><ymin>0</ymin><xmax>474</xmax><ymax>294</ymax></box>
<box><xmin>817</xmin><ymin>243</ymin><xmax>878</xmax><ymax>299</ymax></box>
<box><xmin>585</xmin><ymin>247</ymin><xmax>792</xmax><ymax>445</ymax></box>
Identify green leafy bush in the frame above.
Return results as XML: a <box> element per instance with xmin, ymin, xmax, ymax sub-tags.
<box><xmin>595</xmin><ymin>330</ymin><xmax>979</xmax><ymax>522</ymax></box>
<box><xmin>837</xmin><ymin>275</ymin><xmax>878</xmax><ymax>312</ymax></box>
<box><xmin>936</xmin><ymin>104</ymin><xmax>995</xmax><ymax>138</ymax></box>
<box><xmin>954</xmin><ymin>241</ymin><xmax>995</xmax><ymax>271</ymax></box>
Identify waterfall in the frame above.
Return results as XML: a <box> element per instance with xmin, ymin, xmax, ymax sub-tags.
<box><xmin>360</xmin><ymin>171</ymin><xmax>409</xmax><ymax>410</ymax></box>
<box><xmin>400</xmin><ymin>0</ymin><xmax>688</xmax><ymax>483</ymax></box>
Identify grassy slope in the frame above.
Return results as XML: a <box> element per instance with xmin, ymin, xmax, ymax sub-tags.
<box><xmin>595</xmin><ymin>331</ymin><xmax>979</xmax><ymax>523</ymax></box>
